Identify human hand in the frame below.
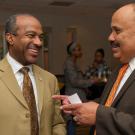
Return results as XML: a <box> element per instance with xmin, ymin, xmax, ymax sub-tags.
<box><xmin>52</xmin><ymin>95</ymin><xmax>71</xmax><ymax>113</ymax></box>
<box><xmin>61</xmin><ymin>101</ymin><xmax>99</xmax><ymax>126</ymax></box>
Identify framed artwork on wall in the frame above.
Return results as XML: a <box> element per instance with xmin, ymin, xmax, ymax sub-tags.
<box><xmin>0</xmin><ymin>25</ymin><xmax>6</xmax><ymax>60</ymax></box>
<box><xmin>43</xmin><ymin>27</ymin><xmax>52</xmax><ymax>70</ymax></box>
<box><xmin>66</xmin><ymin>27</ymin><xmax>77</xmax><ymax>44</ymax></box>
<box><xmin>0</xmin><ymin>33</ymin><xmax>3</xmax><ymax>59</ymax></box>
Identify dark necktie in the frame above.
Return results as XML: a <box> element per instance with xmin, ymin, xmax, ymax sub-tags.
<box><xmin>20</xmin><ymin>67</ymin><xmax>39</xmax><ymax>135</ymax></box>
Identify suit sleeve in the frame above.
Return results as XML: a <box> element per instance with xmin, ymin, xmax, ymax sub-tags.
<box><xmin>52</xmin><ymin>77</ymin><xmax>66</xmax><ymax>135</ymax></box>
<box><xmin>96</xmin><ymin>105</ymin><xmax>135</xmax><ymax>135</ymax></box>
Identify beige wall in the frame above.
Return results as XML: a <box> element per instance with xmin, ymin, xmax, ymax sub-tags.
<box><xmin>38</xmin><ymin>13</ymin><xmax>119</xmax><ymax>74</ymax></box>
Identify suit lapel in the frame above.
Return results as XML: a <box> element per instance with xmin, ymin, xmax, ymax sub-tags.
<box><xmin>100</xmin><ymin>64</ymin><xmax>135</xmax><ymax>106</ymax></box>
<box><xmin>100</xmin><ymin>66</ymin><xmax>120</xmax><ymax>104</ymax></box>
<box><xmin>0</xmin><ymin>58</ymin><xmax>44</xmax><ymax>114</ymax></box>
<box><xmin>0</xmin><ymin>58</ymin><xmax>28</xmax><ymax>109</ymax></box>
<box><xmin>33</xmin><ymin>65</ymin><xmax>44</xmax><ymax>116</ymax></box>
<box><xmin>112</xmin><ymin>69</ymin><xmax>135</xmax><ymax>106</ymax></box>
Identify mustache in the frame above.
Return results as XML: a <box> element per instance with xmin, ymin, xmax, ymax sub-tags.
<box><xmin>110</xmin><ymin>42</ymin><xmax>120</xmax><ymax>48</ymax></box>
<box><xmin>28</xmin><ymin>44</ymin><xmax>41</xmax><ymax>50</ymax></box>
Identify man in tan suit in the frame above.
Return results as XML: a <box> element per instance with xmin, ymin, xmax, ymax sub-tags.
<box><xmin>0</xmin><ymin>14</ymin><xmax>66</xmax><ymax>135</ymax></box>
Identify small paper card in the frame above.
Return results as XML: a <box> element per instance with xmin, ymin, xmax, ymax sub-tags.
<box><xmin>68</xmin><ymin>93</ymin><xmax>82</xmax><ymax>104</ymax></box>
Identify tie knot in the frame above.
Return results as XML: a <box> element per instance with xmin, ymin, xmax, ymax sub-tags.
<box><xmin>20</xmin><ymin>67</ymin><xmax>29</xmax><ymax>74</ymax></box>
<box><xmin>120</xmin><ymin>64</ymin><xmax>128</xmax><ymax>73</ymax></box>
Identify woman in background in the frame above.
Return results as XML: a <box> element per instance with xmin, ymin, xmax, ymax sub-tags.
<box><xmin>64</xmin><ymin>42</ymin><xmax>96</xmax><ymax>135</ymax></box>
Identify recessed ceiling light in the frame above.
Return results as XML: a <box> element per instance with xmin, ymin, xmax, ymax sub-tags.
<box><xmin>49</xmin><ymin>1</ymin><xmax>74</xmax><ymax>7</ymax></box>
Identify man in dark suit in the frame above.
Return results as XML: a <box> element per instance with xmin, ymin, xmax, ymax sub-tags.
<box><xmin>53</xmin><ymin>3</ymin><xmax>135</xmax><ymax>135</ymax></box>
<box><xmin>0</xmin><ymin>14</ymin><xmax>66</xmax><ymax>135</ymax></box>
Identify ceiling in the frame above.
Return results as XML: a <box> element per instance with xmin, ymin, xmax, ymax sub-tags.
<box><xmin>0</xmin><ymin>0</ymin><xmax>135</xmax><ymax>16</ymax></box>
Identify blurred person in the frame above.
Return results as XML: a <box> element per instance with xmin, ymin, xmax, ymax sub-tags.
<box><xmin>85</xmin><ymin>48</ymin><xmax>111</xmax><ymax>99</ymax></box>
<box><xmin>85</xmin><ymin>48</ymin><xmax>111</xmax><ymax>81</ymax></box>
<box><xmin>53</xmin><ymin>3</ymin><xmax>135</xmax><ymax>135</ymax></box>
<box><xmin>64</xmin><ymin>42</ymin><xmax>97</xmax><ymax>135</ymax></box>
<box><xmin>0</xmin><ymin>14</ymin><xmax>66</xmax><ymax>135</ymax></box>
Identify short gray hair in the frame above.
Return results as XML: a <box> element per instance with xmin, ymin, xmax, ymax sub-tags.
<box><xmin>5</xmin><ymin>13</ymin><xmax>35</xmax><ymax>35</ymax></box>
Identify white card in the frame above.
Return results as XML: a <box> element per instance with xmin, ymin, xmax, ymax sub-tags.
<box><xmin>68</xmin><ymin>93</ymin><xmax>82</xmax><ymax>104</ymax></box>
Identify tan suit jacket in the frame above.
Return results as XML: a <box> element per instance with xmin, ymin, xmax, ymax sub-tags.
<box><xmin>0</xmin><ymin>57</ymin><xmax>66</xmax><ymax>135</ymax></box>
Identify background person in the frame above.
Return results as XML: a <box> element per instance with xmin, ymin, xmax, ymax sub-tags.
<box><xmin>85</xmin><ymin>48</ymin><xmax>111</xmax><ymax>81</ymax></box>
<box><xmin>64</xmin><ymin>41</ymin><xmax>97</xmax><ymax>135</ymax></box>
<box><xmin>85</xmin><ymin>48</ymin><xmax>111</xmax><ymax>99</ymax></box>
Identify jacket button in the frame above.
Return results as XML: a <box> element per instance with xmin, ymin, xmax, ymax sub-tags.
<box><xmin>25</xmin><ymin>113</ymin><xmax>30</xmax><ymax>118</ymax></box>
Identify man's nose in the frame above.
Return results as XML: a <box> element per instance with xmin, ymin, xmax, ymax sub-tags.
<box><xmin>108</xmin><ymin>32</ymin><xmax>115</xmax><ymax>42</ymax></box>
<box><xmin>33</xmin><ymin>36</ymin><xmax>42</xmax><ymax>46</ymax></box>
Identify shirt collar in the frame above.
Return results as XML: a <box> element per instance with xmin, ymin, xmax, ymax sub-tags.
<box><xmin>129</xmin><ymin>57</ymin><xmax>135</xmax><ymax>71</ymax></box>
<box><xmin>6</xmin><ymin>53</ymin><xmax>33</xmax><ymax>74</ymax></box>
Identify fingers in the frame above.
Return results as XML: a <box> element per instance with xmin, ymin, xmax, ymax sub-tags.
<box><xmin>61</xmin><ymin>103</ymin><xmax>81</xmax><ymax>112</ymax></box>
<box><xmin>73</xmin><ymin>116</ymin><xmax>78</xmax><ymax>121</ymax></box>
<box><xmin>73</xmin><ymin>116</ymin><xmax>81</xmax><ymax>125</ymax></box>
<box><xmin>52</xmin><ymin>95</ymin><xmax>68</xmax><ymax>100</ymax></box>
<box><xmin>52</xmin><ymin>95</ymin><xmax>70</xmax><ymax>105</ymax></box>
<box><xmin>52</xmin><ymin>95</ymin><xmax>82</xmax><ymax>116</ymax></box>
<box><xmin>63</xmin><ymin>110</ymin><xmax>72</xmax><ymax>114</ymax></box>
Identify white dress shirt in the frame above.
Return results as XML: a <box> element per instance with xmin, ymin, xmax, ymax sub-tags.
<box><xmin>114</xmin><ymin>57</ymin><xmax>135</xmax><ymax>99</ymax></box>
<box><xmin>6</xmin><ymin>53</ymin><xmax>39</xmax><ymax>117</ymax></box>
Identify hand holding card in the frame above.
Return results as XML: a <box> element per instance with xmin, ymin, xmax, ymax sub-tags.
<box><xmin>68</xmin><ymin>93</ymin><xmax>82</xmax><ymax>104</ymax></box>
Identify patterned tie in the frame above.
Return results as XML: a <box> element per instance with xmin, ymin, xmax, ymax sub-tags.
<box><xmin>20</xmin><ymin>67</ymin><xmax>39</xmax><ymax>135</ymax></box>
<box><xmin>94</xmin><ymin>64</ymin><xmax>128</xmax><ymax>135</ymax></box>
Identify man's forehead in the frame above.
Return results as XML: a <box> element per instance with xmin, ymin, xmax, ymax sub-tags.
<box><xmin>16</xmin><ymin>15</ymin><xmax>41</xmax><ymax>27</ymax></box>
<box><xmin>112</xmin><ymin>5</ymin><xmax>134</xmax><ymax>21</ymax></box>
<box><xmin>110</xmin><ymin>6</ymin><xmax>135</xmax><ymax>28</ymax></box>
<box><xmin>16</xmin><ymin>15</ymin><xmax>43</xmax><ymax>31</ymax></box>
<box><xmin>16</xmin><ymin>15</ymin><xmax>38</xmax><ymax>20</ymax></box>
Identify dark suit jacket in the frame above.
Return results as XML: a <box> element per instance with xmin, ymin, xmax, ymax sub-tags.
<box><xmin>92</xmin><ymin>64</ymin><xmax>135</xmax><ymax>135</ymax></box>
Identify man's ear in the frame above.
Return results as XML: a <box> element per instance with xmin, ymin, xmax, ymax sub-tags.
<box><xmin>5</xmin><ymin>33</ymin><xmax>15</xmax><ymax>45</ymax></box>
